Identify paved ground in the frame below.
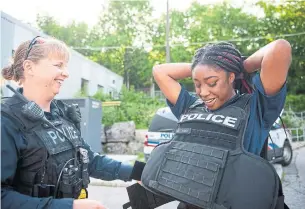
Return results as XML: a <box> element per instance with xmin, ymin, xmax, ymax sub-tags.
<box><xmin>281</xmin><ymin>147</ymin><xmax>305</xmax><ymax>209</ymax></box>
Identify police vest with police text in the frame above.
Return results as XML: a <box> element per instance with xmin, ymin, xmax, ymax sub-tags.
<box><xmin>141</xmin><ymin>94</ymin><xmax>280</xmax><ymax>209</ymax></box>
<box><xmin>1</xmin><ymin>95</ymin><xmax>90</xmax><ymax>199</ymax></box>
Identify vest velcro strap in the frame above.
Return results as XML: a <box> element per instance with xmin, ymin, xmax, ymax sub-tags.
<box><xmin>176</xmin><ymin>128</ymin><xmax>237</xmax><ymax>142</ymax></box>
<box><xmin>123</xmin><ymin>202</ymin><xmax>131</xmax><ymax>209</ymax></box>
<box><xmin>175</xmin><ymin>128</ymin><xmax>237</xmax><ymax>150</ymax></box>
<box><xmin>123</xmin><ymin>183</ymin><xmax>173</xmax><ymax>209</ymax></box>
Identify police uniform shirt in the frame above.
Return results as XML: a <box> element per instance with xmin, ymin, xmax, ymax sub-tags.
<box><xmin>167</xmin><ymin>74</ymin><xmax>287</xmax><ymax>155</ymax></box>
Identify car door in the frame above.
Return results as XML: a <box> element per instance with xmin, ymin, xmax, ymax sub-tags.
<box><xmin>268</xmin><ymin>123</ymin><xmax>283</xmax><ymax>159</ymax></box>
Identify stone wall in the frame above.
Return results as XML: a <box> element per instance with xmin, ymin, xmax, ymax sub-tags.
<box><xmin>101</xmin><ymin>121</ymin><xmax>147</xmax><ymax>154</ymax></box>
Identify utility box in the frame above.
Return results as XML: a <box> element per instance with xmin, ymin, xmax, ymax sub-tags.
<box><xmin>60</xmin><ymin>97</ymin><xmax>103</xmax><ymax>153</ymax></box>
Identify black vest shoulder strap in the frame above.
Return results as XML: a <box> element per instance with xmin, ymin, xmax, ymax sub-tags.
<box><xmin>233</xmin><ymin>93</ymin><xmax>252</xmax><ymax>109</ymax></box>
<box><xmin>52</xmin><ymin>99</ymin><xmax>68</xmax><ymax>116</ymax></box>
<box><xmin>1</xmin><ymin>96</ymin><xmax>43</xmax><ymax>131</ymax></box>
<box><xmin>1</xmin><ymin>96</ymin><xmax>27</xmax><ymax>131</ymax></box>
<box><xmin>52</xmin><ymin>99</ymin><xmax>82</xmax><ymax>132</ymax></box>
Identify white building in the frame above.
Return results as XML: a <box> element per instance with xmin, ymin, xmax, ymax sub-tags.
<box><xmin>1</xmin><ymin>11</ymin><xmax>123</xmax><ymax>99</ymax></box>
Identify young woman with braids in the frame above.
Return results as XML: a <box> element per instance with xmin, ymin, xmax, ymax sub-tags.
<box><xmin>150</xmin><ymin>39</ymin><xmax>292</xmax><ymax>209</ymax></box>
<box><xmin>153</xmin><ymin>40</ymin><xmax>291</xmax><ymax>155</ymax></box>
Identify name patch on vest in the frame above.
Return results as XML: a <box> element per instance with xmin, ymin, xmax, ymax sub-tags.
<box><xmin>35</xmin><ymin>123</ymin><xmax>82</xmax><ymax>155</ymax></box>
<box><xmin>179</xmin><ymin>113</ymin><xmax>240</xmax><ymax>129</ymax></box>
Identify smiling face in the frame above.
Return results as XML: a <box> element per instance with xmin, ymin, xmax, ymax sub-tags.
<box><xmin>28</xmin><ymin>57</ymin><xmax>69</xmax><ymax>97</ymax></box>
<box><xmin>19</xmin><ymin>37</ymin><xmax>70</xmax><ymax>100</ymax></box>
<box><xmin>192</xmin><ymin>64</ymin><xmax>236</xmax><ymax>110</ymax></box>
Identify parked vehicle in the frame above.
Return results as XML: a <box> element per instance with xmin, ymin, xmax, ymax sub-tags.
<box><xmin>144</xmin><ymin>107</ymin><xmax>293</xmax><ymax>166</ymax></box>
<box><xmin>268</xmin><ymin>118</ymin><xmax>293</xmax><ymax>166</ymax></box>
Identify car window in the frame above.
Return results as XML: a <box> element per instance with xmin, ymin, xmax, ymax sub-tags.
<box><xmin>271</xmin><ymin>123</ymin><xmax>281</xmax><ymax>130</ymax></box>
<box><xmin>148</xmin><ymin>111</ymin><xmax>178</xmax><ymax>132</ymax></box>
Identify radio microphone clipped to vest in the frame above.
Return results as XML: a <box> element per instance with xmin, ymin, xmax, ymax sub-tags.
<box><xmin>6</xmin><ymin>84</ymin><xmax>45</xmax><ymax>121</ymax></box>
<box><xmin>6</xmin><ymin>85</ymin><xmax>74</xmax><ymax>142</ymax></box>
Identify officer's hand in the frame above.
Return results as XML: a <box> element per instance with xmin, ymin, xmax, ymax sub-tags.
<box><xmin>73</xmin><ymin>199</ymin><xmax>107</xmax><ymax>209</ymax></box>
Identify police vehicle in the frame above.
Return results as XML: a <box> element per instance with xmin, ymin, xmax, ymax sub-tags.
<box><xmin>144</xmin><ymin>107</ymin><xmax>293</xmax><ymax>166</ymax></box>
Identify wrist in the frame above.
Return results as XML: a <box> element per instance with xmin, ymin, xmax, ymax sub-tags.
<box><xmin>243</xmin><ymin>59</ymin><xmax>260</xmax><ymax>74</ymax></box>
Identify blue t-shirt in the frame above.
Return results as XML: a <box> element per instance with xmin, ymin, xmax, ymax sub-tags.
<box><xmin>166</xmin><ymin>74</ymin><xmax>287</xmax><ymax>155</ymax></box>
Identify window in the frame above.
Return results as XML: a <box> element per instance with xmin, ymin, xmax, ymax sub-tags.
<box><xmin>112</xmin><ymin>80</ymin><xmax>115</xmax><ymax>84</ymax></box>
<box><xmin>97</xmin><ymin>85</ymin><xmax>104</xmax><ymax>92</ymax></box>
<box><xmin>81</xmin><ymin>78</ymin><xmax>89</xmax><ymax>94</ymax></box>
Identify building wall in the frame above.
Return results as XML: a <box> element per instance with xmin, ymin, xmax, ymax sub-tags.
<box><xmin>1</xmin><ymin>11</ymin><xmax>123</xmax><ymax>98</ymax></box>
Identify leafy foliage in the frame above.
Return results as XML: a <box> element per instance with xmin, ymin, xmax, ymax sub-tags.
<box><xmin>76</xmin><ymin>86</ymin><xmax>166</xmax><ymax>128</ymax></box>
<box><xmin>37</xmin><ymin>0</ymin><xmax>305</xmax><ymax>126</ymax></box>
<box><xmin>285</xmin><ymin>94</ymin><xmax>305</xmax><ymax>112</ymax></box>
<box><xmin>37</xmin><ymin>0</ymin><xmax>305</xmax><ymax>94</ymax></box>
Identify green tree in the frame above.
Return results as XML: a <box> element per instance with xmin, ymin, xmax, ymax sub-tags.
<box><xmin>83</xmin><ymin>0</ymin><xmax>154</xmax><ymax>89</ymax></box>
<box><xmin>257</xmin><ymin>1</ymin><xmax>305</xmax><ymax>94</ymax></box>
<box><xmin>36</xmin><ymin>0</ymin><xmax>305</xmax><ymax>95</ymax></box>
<box><xmin>36</xmin><ymin>14</ymin><xmax>89</xmax><ymax>47</ymax></box>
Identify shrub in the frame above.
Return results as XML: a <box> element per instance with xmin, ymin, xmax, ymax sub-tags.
<box><xmin>285</xmin><ymin>94</ymin><xmax>305</xmax><ymax>112</ymax></box>
<box><xmin>76</xmin><ymin>86</ymin><xmax>166</xmax><ymax>129</ymax></box>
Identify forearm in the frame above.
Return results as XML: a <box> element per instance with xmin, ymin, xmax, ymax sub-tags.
<box><xmin>243</xmin><ymin>39</ymin><xmax>291</xmax><ymax>73</ymax></box>
<box><xmin>153</xmin><ymin>63</ymin><xmax>192</xmax><ymax>80</ymax></box>
<box><xmin>1</xmin><ymin>188</ymin><xmax>73</xmax><ymax>209</ymax></box>
<box><xmin>152</xmin><ymin>63</ymin><xmax>192</xmax><ymax>105</ymax></box>
<box><xmin>244</xmin><ymin>39</ymin><xmax>291</xmax><ymax>95</ymax></box>
<box><xmin>88</xmin><ymin>154</ymin><xmax>133</xmax><ymax>181</ymax></box>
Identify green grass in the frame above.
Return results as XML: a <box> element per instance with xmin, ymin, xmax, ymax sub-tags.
<box><xmin>136</xmin><ymin>152</ymin><xmax>145</xmax><ymax>162</ymax></box>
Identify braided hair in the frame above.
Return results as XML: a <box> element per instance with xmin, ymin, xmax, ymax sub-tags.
<box><xmin>191</xmin><ymin>42</ymin><xmax>253</xmax><ymax>94</ymax></box>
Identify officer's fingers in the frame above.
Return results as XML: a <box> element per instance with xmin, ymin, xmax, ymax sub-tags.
<box><xmin>92</xmin><ymin>200</ymin><xmax>107</xmax><ymax>209</ymax></box>
<box><xmin>95</xmin><ymin>204</ymin><xmax>106</xmax><ymax>209</ymax></box>
<box><xmin>91</xmin><ymin>201</ymin><xmax>107</xmax><ymax>209</ymax></box>
<box><xmin>73</xmin><ymin>199</ymin><xmax>107</xmax><ymax>209</ymax></box>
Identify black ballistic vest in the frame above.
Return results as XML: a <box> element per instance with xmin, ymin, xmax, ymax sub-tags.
<box><xmin>1</xmin><ymin>95</ymin><xmax>90</xmax><ymax>198</ymax></box>
<box><xmin>141</xmin><ymin>94</ymin><xmax>279</xmax><ymax>209</ymax></box>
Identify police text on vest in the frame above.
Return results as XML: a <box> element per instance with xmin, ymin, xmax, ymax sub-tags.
<box><xmin>179</xmin><ymin>113</ymin><xmax>238</xmax><ymax>128</ymax></box>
